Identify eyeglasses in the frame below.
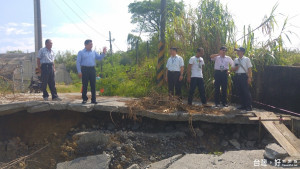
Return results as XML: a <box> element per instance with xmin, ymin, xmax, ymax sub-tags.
<box><xmin>222</xmin><ymin>50</ymin><xmax>227</xmax><ymax>51</ymax></box>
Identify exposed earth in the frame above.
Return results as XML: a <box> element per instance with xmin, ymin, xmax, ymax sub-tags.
<box><xmin>0</xmin><ymin>109</ymin><xmax>290</xmax><ymax>169</ymax></box>
<box><xmin>0</xmin><ymin>93</ymin><xmax>299</xmax><ymax>169</ymax></box>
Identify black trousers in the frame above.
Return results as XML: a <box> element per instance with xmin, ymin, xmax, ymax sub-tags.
<box><xmin>214</xmin><ymin>70</ymin><xmax>228</xmax><ymax>105</ymax></box>
<box><xmin>235</xmin><ymin>74</ymin><xmax>252</xmax><ymax>108</ymax></box>
<box><xmin>188</xmin><ymin>77</ymin><xmax>207</xmax><ymax>104</ymax></box>
<box><xmin>168</xmin><ymin>71</ymin><xmax>181</xmax><ymax>97</ymax></box>
<box><xmin>82</xmin><ymin>66</ymin><xmax>96</xmax><ymax>102</ymax></box>
<box><xmin>41</xmin><ymin>63</ymin><xmax>58</xmax><ymax>99</ymax></box>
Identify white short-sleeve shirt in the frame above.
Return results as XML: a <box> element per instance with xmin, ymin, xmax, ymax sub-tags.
<box><xmin>211</xmin><ymin>55</ymin><xmax>234</xmax><ymax>70</ymax></box>
<box><xmin>166</xmin><ymin>55</ymin><xmax>184</xmax><ymax>71</ymax></box>
<box><xmin>37</xmin><ymin>47</ymin><xmax>55</xmax><ymax>64</ymax></box>
<box><xmin>189</xmin><ymin>56</ymin><xmax>205</xmax><ymax>78</ymax></box>
<box><xmin>233</xmin><ymin>56</ymin><xmax>252</xmax><ymax>73</ymax></box>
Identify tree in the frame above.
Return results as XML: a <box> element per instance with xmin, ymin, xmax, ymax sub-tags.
<box><xmin>128</xmin><ymin>0</ymin><xmax>184</xmax><ymax>34</ymax></box>
<box><xmin>127</xmin><ymin>33</ymin><xmax>142</xmax><ymax>50</ymax></box>
<box><xmin>6</xmin><ymin>50</ymin><xmax>24</xmax><ymax>54</ymax></box>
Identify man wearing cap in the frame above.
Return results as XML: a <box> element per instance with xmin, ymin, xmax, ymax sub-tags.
<box><xmin>76</xmin><ymin>39</ymin><xmax>107</xmax><ymax>104</ymax></box>
<box><xmin>37</xmin><ymin>39</ymin><xmax>62</xmax><ymax>101</ymax></box>
<box><xmin>232</xmin><ymin>47</ymin><xmax>253</xmax><ymax>111</ymax></box>
<box><xmin>165</xmin><ymin>47</ymin><xmax>184</xmax><ymax>98</ymax></box>
<box><xmin>187</xmin><ymin>48</ymin><xmax>207</xmax><ymax>105</ymax></box>
<box><xmin>210</xmin><ymin>46</ymin><xmax>234</xmax><ymax>107</ymax></box>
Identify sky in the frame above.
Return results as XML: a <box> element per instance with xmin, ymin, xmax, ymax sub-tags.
<box><xmin>0</xmin><ymin>0</ymin><xmax>300</xmax><ymax>54</ymax></box>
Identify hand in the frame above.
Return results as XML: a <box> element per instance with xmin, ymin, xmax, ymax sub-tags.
<box><xmin>37</xmin><ymin>67</ymin><xmax>41</xmax><ymax>74</ymax></box>
<box><xmin>165</xmin><ymin>76</ymin><xmax>168</xmax><ymax>82</ymax></box>
<box><xmin>179</xmin><ymin>75</ymin><xmax>183</xmax><ymax>81</ymax></box>
<box><xmin>103</xmin><ymin>47</ymin><xmax>107</xmax><ymax>54</ymax></box>
<box><xmin>247</xmin><ymin>77</ymin><xmax>252</xmax><ymax>85</ymax></box>
<box><xmin>187</xmin><ymin>77</ymin><xmax>191</xmax><ymax>83</ymax></box>
<box><xmin>53</xmin><ymin>66</ymin><xmax>55</xmax><ymax>72</ymax></box>
<box><xmin>78</xmin><ymin>73</ymin><xmax>82</xmax><ymax>78</ymax></box>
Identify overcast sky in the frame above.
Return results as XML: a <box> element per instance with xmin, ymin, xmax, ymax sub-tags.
<box><xmin>0</xmin><ymin>0</ymin><xmax>299</xmax><ymax>53</ymax></box>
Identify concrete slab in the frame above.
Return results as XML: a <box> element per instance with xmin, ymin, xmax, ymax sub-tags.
<box><xmin>27</xmin><ymin>103</ymin><xmax>50</xmax><ymax>113</ymax></box>
<box><xmin>148</xmin><ymin>150</ymin><xmax>283</xmax><ymax>169</ymax></box>
<box><xmin>0</xmin><ymin>93</ymin><xmax>298</xmax><ymax>125</ymax></box>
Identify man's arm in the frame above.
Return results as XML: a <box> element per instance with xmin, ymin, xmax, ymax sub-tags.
<box><xmin>231</xmin><ymin>60</ymin><xmax>238</xmax><ymax>72</ymax></box>
<box><xmin>37</xmin><ymin>58</ymin><xmax>41</xmax><ymax>69</ymax></box>
<box><xmin>187</xmin><ymin>64</ymin><xmax>192</xmax><ymax>83</ymax></box>
<box><xmin>228</xmin><ymin>57</ymin><xmax>235</xmax><ymax>73</ymax></box>
<box><xmin>179</xmin><ymin>66</ymin><xmax>184</xmax><ymax>81</ymax></box>
<box><xmin>210</xmin><ymin>54</ymin><xmax>219</xmax><ymax>59</ymax></box>
<box><xmin>37</xmin><ymin>48</ymin><xmax>43</xmax><ymax>69</ymax></box>
<box><xmin>247</xmin><ymin>67</ymin><xmax>252</xmax><ymax>84</ymax></box>
<box><xmin>165</xmin><ymin>69</ymin><xmax>168</xmax><ymax>82</ymax></box>
<box><xmin>53</xmin><ymin>62</ymin><xmax>55</xmax><ymax>72</ymax></box>
<box><xmin>95</xmin><ymin>47</ymin><xmax>107</xmax><ymax>61</ymax></box>
<box><xmin>76</xmin><ymin>51</ymin><xmax>82</xmax><ymax>78</ymax></box>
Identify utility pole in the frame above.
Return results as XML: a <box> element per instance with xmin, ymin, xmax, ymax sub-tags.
<box><xmin>156</xmin><ymin>0</ymin><xmax>166</xmax><ymax>87</ymax></box>
<box><xmin>136</xmin><ymin>40</ymin><xmax>139</xmax><ymax>65</ymax></box>
<box><xmin>106</xmin><ymin>31</ymin><xmax>115</xmax><ymax>66</ymax></box>
<box><xmin>34</xmin><ymin>0</ymin><xmax>42</xmax><ymax>63</ymax></box>
<box><xmin>106</xmin><ymin>31</ymin><xmax>115</xmax><ymax>56</ymax></box>
<box><xmin>147</xmin><ymin>41</ymin><xmax>149</xmax><ymax>58</ymax></box>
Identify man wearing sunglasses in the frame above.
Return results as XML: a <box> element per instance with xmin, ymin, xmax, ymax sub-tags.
<box><xmin>210</xmin><ymin>46</ymin><xmax>234</xmax><ymax>107</ymax></box>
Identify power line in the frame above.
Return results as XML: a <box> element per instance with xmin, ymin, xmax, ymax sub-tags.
<box><xmin>71</xmin><ymin>0</ymin><xmax>109</xmax><ymax>30</ymax></box>
<box><xmin>51</xmin><ymin>0</ymin><xmax>90</xmax><ymax>37</ymax></box>
<box><xmin>61</xmin><ymin>0</ymin><xmax>108</xmax><ymax>39</ymax></box>
<box><xmin>113</xmin><ymin>41</ymin><xmax>122</xmax><ymax>51</ymax></box>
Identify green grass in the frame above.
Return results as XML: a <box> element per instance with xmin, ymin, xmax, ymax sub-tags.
<box><xmin>55</xmin><ymin>83</ymin><xmax>81</xmax><ymax>93</ymax></box>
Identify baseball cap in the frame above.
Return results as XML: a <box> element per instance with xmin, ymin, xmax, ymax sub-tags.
<box><xmin>220</xmin><ymin>46</ymin><xmax>227</xmax><ymax>51</ymax></box>
<box><xmin>170</xmin><ymin>47</ymin><xmax>178</xmax><ymax>52</ymax></box>
<box><xmin>235</xmin><ymin>47</ymin><xmax>246</xmax><ymax>52</ymax></box>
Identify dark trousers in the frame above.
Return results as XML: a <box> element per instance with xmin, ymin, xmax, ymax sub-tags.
<box><xmin>168</xmin><ymin>71</ymin><xmax>181</xmax><ymax>97</ymax></box>
<box><xmin>235</xmin><ymin>74</ymin><xmax>252</xmax><ymax>108</ymax></box>
<box><xmin>188</xmin><ymin>77</ymin><xmax>207</xmax><ymax>104</ymax></box>
<box><xmin>214</xmin><ymin>70</ymin><xmax>228</xmax><ymax>105</ymax></box>
<box><xmin>82</xmin><ymin>66</ymin><xmax>96</xmax><ymax>102</ymax></box>
<box><xmin>41</xmin><ymin>63</ymin><xmax>58</xmax><ymax>99</ymax></box>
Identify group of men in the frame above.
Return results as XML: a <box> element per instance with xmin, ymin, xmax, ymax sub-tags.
<box><xmin>37</xmin><ymin>39</ymin><xmax>253</xmax><ymax>111</ymax></box>
<box><xmin>37</xmin><ymin>39</ymin><xmax>106</xmax><ymax>104</ymax></box>
<box><xmin>165</xmin><ymin>46</ymin><xmax>253</xmax><ymax>111</ymax></box>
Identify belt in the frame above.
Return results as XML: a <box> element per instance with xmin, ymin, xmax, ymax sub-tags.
<box><xmin>236</xmin><ymin>73</ymin><xmax>247</xmax><ymax>75</ymax></box>
<box><xmin>42</xmin><ymin>63</ymin><xmax>53</xmax><ymax>65</ymax></box>
<box><xmin>215</xmin><ymin>70</ymin><xmax>228</xmax><ymax>72</ymax></box>
<box><xmin>168</xmin><ymin>70</ymin><xmax>180</xmax><ymax>73</ymax></box>
<box><xmin>82</xmin><ymin>66</ymin><xmax>95</xmax><ymax>68</ymax></box>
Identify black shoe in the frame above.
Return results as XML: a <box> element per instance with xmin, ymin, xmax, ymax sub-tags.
<box><xmin>223</xmin><ymin>103</ymin><xmax>228</xmax><ymax>107</ymax></box>
<box><xmin>52</xmin><ymin>97</ymin><xmax>62</xmax><ymax>101</ymax></box>
<box><xmin>82</xmin><ymin>100</ymin><xmax>87</xmax><ymax>104</ymax></box>
<box><xmin>246</xmin><ymin>107</ymin><xmax>253</xmax><ymax>111</ymax></box>
<box><xmin>237</xmin><ymin>106</ymin><xmax>246</xmax><ymax>110</ymax></box>
<box><xmin>91</xmin><ymin>101</ymin><xmax>98</xmax><ymax>104</ymax></box>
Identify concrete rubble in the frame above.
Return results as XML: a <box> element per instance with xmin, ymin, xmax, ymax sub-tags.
<box><xmin>56</xmin><ymin>153</ymin><xmax>110</xmax><ymax>169</ymax></box>
<box><xmin>264</xmin><ymin>143</ymin><xmax>289</xmax><ymax>160</ymax></box>
<box><xmin>146</xmin><ymin>150</ymin><xmax>281</xmax><ymax>169</ymax></box>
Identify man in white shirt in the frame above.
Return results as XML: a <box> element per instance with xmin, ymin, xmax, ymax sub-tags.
<box><xmin>37</xmin><ymin>39</ymin><xmax>61</xmax><ymax>101</ymax></box>
<box><xmin>210</xmin><ymin>46</ymin><xmax>234</xmax><ymax>107</ymax></box>
<box><xmin>232</xmin><ymin>47</ymin><xmax>253</xmax><ymax>111</ymax></box>
<box><xmin>187</xmin><ymin>48</ymin><xmax>207</xmax><ymax>105</ymax></box>
<box><xmin>165</xmin><ymin>47</ymin><xmax>184</xmax><ymax>98</ymax></box>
